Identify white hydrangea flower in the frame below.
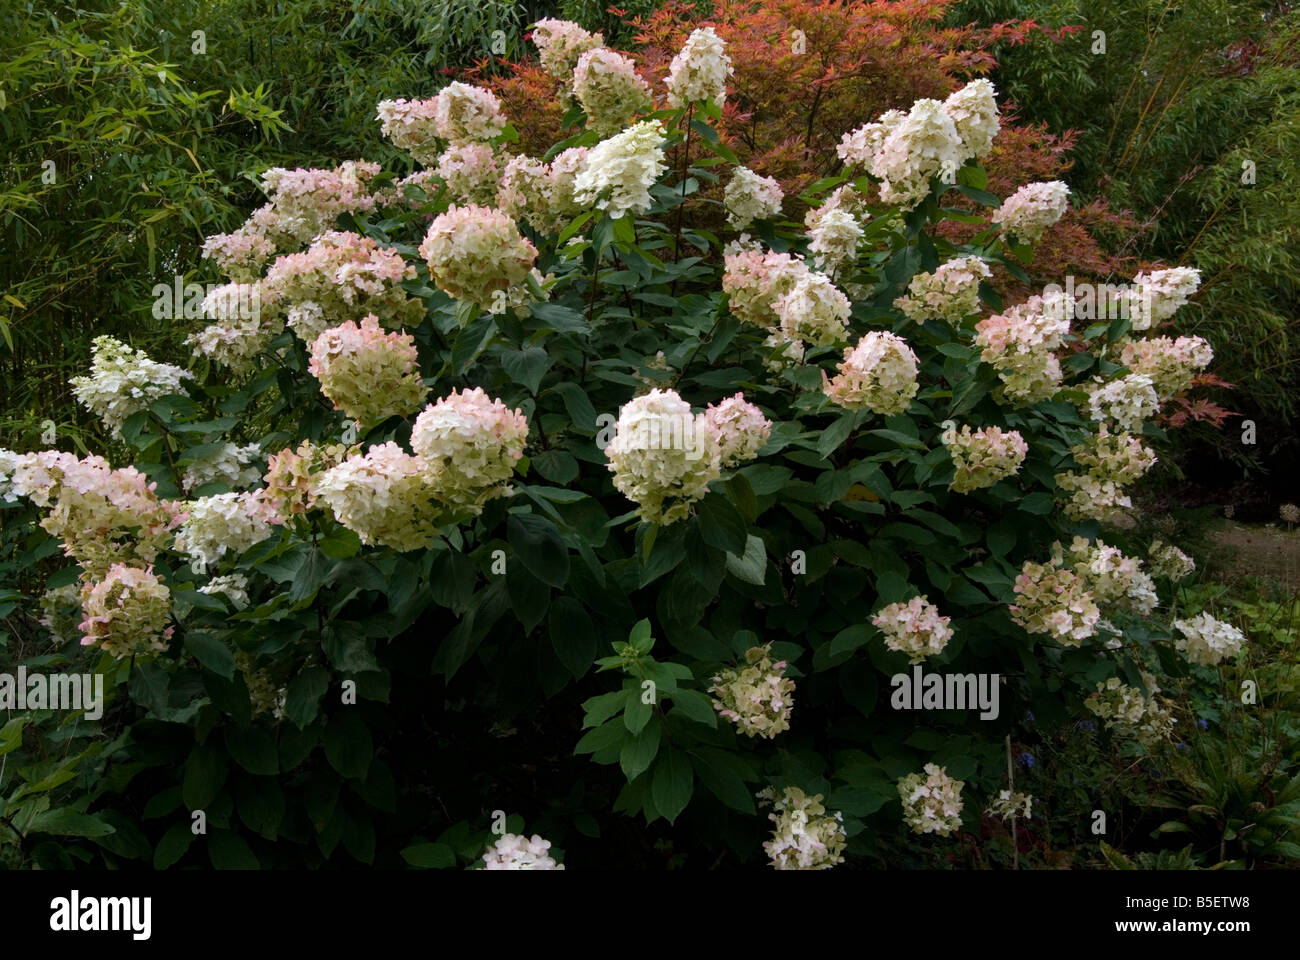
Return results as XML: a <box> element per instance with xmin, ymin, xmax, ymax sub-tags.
<box><xmin>1173</xmin><ymin>612</ymin><xmax>1246</xmax><ymax>666</ymax></box>
<box><xmin>665</xmin><ymin>26</ymin><xmax>733</xmax><ymax>109</ymax></box>
<box><xmin>757</xmin><ymin>786</ymin><xmax>846</xmax><ymax>870</ymax></box>
<box><xmin>1086</xmin><ymin>373</ymin><xmax>1160</xmax><ymax>433</ymax></box>
<box><xmin>723</xmin><ymin>166</ymin><xmax>783</xmax><ymax>228</ymax></box>
<box><xmin>198</xmin><ymin>573</ymin><xmax>251</xmax><ymax>609</ymax></box>
<box><xmin>1148</xmin><ymin>540</ymin><xmax>1196</xmax><ymax>581</ymax></box>
<box><xmin>70</xmin><ymin>336</ymin><xmax>194</xmax><ymax>437</ymax></box>
<box><xmin>182</xmin><ymin>442</ymin><xmax>263</xmax><ymax>493</ymax></box>
<box><xmin>572</xmin><ymin>119</ymin><xmax>668</xmax><ymax>219</ymax></box>
<box><xmin>481</xmin><ymin>833</ymin><xmax>564</xmax><ymax>870</ymax></box>
<box><xmin>174</xmin><ymin>492</ymin><xmax>275</xmax><ymax>568</ymax></box>
<box><xmin>898</xmin><ymin>763</ymin><xmax>964</xmax><ymax>837</ymax></box>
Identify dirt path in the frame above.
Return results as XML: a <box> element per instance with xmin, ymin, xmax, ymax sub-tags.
<box><xmin>1206</xmin><ymin>521</ymin><xmax>1300</xmax><ymax>590</ymax></box>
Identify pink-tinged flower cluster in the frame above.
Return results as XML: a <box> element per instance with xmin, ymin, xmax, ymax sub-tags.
<box><xmin>1054</xmin><ymin>425</ymin><xmax>1156</xmax><ymax>522</ymax></box>
<box><xmin>896</xmin><ymin>256</ymin><xmax>992</xmax><ymax>324</ymax></box>
<box><xmin>571</xmin><ymin>48</ymin><xmax>652</xmax><ymax>135</ymax></box>
<box><xmin>974</xmin><ymin>294</ymin><xmax>1071</xmax><ymax>406</ymax></box>
<box><xmin>481</xmin><ymin>833</ymin><xmax>565</xmax><ymax>870</ymax></box>
<box><xmin>699</xmin><ymin>393</ymin><xmax>772</xmax><ymax>468</ymax></box>
<box><xmin>572</xmin><ymin>119</ymin><xmax>666</xmax><ymax>218</ymax></box>
<box><xmin>260</xmin><ymin>440</ymin><xmax>351</xmax><ymax>522</ymax></box>
<box><xmin>1085</xmin><ymin>373</ymin><xmax>1159</xmax><ymax>432</ymax></box>
<box><xmin>823</xmin><ymin>331</ymin><xmax>920</xmax><ymax>416</ymax></box>
<box><xmin>836</xmin><ymin>80</ymin><xmax>998</xmax><ymax>210</ymax></box>
<box><xmin>1148</xmin><ymin>539</ymin><xmax>1195</xmax><ymax>581</ymax></box>
<box><xmin>1125</xmin><ymin>266</ymin><xmax>1202</xmax><ymax>329</ymax></box>
<box><xmin>174</xmin><ymin>491</ymin><xmax>276</xmax><ymax>569</ymax></box>
<box><xmin>1118</xmin><ymin>335</ymin><xmax>1213</xmax><ymax>399</ymax></box>
<box><xmin>78</xmin><ymin>563</ymin><xmax>172</xmax><ymax>660</ymax></box>
<box><xmin>1010</xmin><ymin>556</ymin><xmax>1101</xmax><ymax>644</ymax></box>
<box><xmin>251</xmin><ymin>161</ymin><xmax>383</xmax><ymax>247</ymax></box>
<box><xmin>993</xmin><ymin>181</ymin><xmax>1070</xmax><ymax>244</ymax></box>
<box><xmin>8</xmin><ymin>451</ymin><xmax>182</xmax><ymax>577</ymax></box>
<box><xmin>200</xmin><ymin>230</ymin><xmax>277</xmax><ymax>282</ymax></box>
<box><xmin>604</xmin><ymin>388</ymin><xmax>722</xmax><ymax>525</ymax></box>
<box><xmin>898</xmin><ymin>763</ymin><xmax>965</xmax><ymax>837</ymax></box>
<box><xmin>1172</xmin><ymin>612</ymin><xmax>1246</xmax><ymax>666</ymax></box>
<box><xmin>308</xmin><ymin>315</ymin><xmax>428</xmax><ymax>428</ymax></box>
<box><xmin>1059</xmin><ymin>537</ymin><xmax>1158</xmax><ymax>616</ymax></box>
<box><xmin>723</xmin><ymin>166</ymin><xmax>783</xmax><ymax>229</ymax></box>
<box><xmin>69</xmin><ymin>336</ymin><xmax>194</xmax><ymax>437</ymax></box>
<box><xmin>531</xmin><ymin>18</ymin><xmax>604</xmax><ymax>82</ymax></box>
<box><xmin>872</xmin><ymin>595</ymin><xmax>954</xmax><ymax>664</ymax></box>
<box><xmin>757</xmin><ymin>786</ymin><xmax>846</xmax><ymax>870</ymax></box>
<box><xmin>263</xmin><ymin>230</ymin><xmax>421</xmax><ymax>342</ymax></box>
<box><xmin>945</xmin><ymin>424</ymin><xmax>1028</xmax><ymax>493</ymax></box>
<box><xmin>410</xmin><ymin>387</ymin><xmax>529</xmax><ymax>515</ymax></box>
<box><xmin>436</xmin><ymin>141</ymin><xmax>502</xmax><ymax>205</ymax></box>
<box><xmin>1085</xmin><ymin>674</ymin><xmax>1176</xmax><ymax>746</ymax></box>
<box><xmin>432</xmin><ymin>82</ymin><xmax>508</xmax><ymax>144</ymax></box>
<box><xmin>418</xmin><ymin>204</ymin><xmax>539</xmax><ymax>311</ymax></box>
<box><xmin>375</xmin><ymin>97</ymin><xmax>444</xmax><ymax>165</ymax></box>
<box><xmin>497</xmin><ymin>147</ymin><xmax>590</xmax><ymax>234</ymax></box>
<box><xmin>708</xmin><ymin>645</ymin><xmax>795</xmax><ymax>739</ymax></box>
<box><xmin>665</xmin><ymin>27</ymin><xmax>733</xmax><ymax>110</ymax></box>
<box><xmin>313</xmin><ymin>442</ymin><xmax>442</xmax><ymax>553</ymax></box>
<box><xmin>723</xmin><ymin>247</ymin><xmax>808</xmax><ymax>329</ymax></box>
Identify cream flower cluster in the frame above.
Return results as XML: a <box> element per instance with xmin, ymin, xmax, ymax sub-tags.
<box><xmin>436</xmin><ymin>141</ymin><xmax>502</xmax><ymax>205</ymax></box>
<box><xmin>666</xmin><ymin>27</ymin><xmax>733</xmax><ymax>109</ymax></box>
<box><xmin>806</xmin><ymin>208</ymin><xmax>863</xmax><ymax>276</ymax></box>
<box><xmin>1054</xmin><ymin>425</ymin><xmax>1156</xmax><ymax>523</ymax></box>
<box><xmin>724</xmin><ymin>166</ymin><xmax>784</xmax><ymax>229</ymax></box>
<box><xmin>572</xmin><ymin>48</ymin><xmax>652</xmax><ymax>135</ymax></box>
<box><xmin>772</xmin><ymin>272</ymin><xmax>852</xmax><ymax>346</ymax></box>
<box><xmin>1085</xmin><ymin>675</ymin><xmax>1176</xmax><ymax>746</ymax></box>
<box><xmin>895</xmin><ymin>256</ymin><xmax>991</xmax><ymax>324</ymax></box>
<box><xmin>993</xmin><ymin>180</ymin><xmax>1071</xmax><ymax>243</ymax></box>
<box><xmin>823</xmin><ymin>331</ymin><xmax>920</xmax><ymax>416</ymax></box>
<box><xmin>37</xmin><ymin>582</ymin><xmax>82</xmax><ymax>645</ymax></box>
<box><xmin>69</xmin><ymin>336</ymin><xmax>194</xmax><ymax>437</ymax></box>
<box><xmin>186</xmin><ymin>283</ymin><xmax>282</xmax><ymax>373</ymax></box>
<box><xmin>872</xmin><ymin>595</ymin><xmax>954</xmax><ymax>663</ymax></box>
<box><xmin>418</xmin><ymin>204</ymin><xmax>539</xmax><ymax>311</ymax></box>
<box><xmin>836</xmin><ymin>80</ymin><xmax>998</xmax><ymax>209</ymax></box>
<box><xmin>985</xmin><ymin>790</ymin><xmax>1033</xmax><ymax>823</ymax></box>
<box><xmin>250</xmin><ymin>161</ymin><xmax>383</xmax><ymax>247</ymax></box>
<box><xmin>1060</xmin><ymin>537</ymin><xmax>1159</xmax><ymax>617</ymax></box>
<box><xmin>756</xmin><ymin>786</ymin><xmax>846</xmax><ymax>870</ymax></box>
<box><xmin>375</xmin><ymin>98</ymin><xmax>445</xmax><ymax>165</ymax></box>
<box><xmin>182</xmin><ymin>442</ymin><xmax>263</xmax><ymax>493</ymax></box>
<box><xmin>1010</xmin><ymin>556</ymin><xmax>1100</xmax><ymax>644</ymax></box>
<box><xmin>410</xmin><ymin>387</ymin><xmax>530</xmax><ymax>515</ymax></box>
<box><xmin>198</xmin><ymin>573</ymin><xmax>251</xmax><ymax>609</ymax></box>
<box><xmin>699</xmin><ymin>393</ymin><xmax>772</xmax><ymax>467</ymax></box>
<box><xmin>572</xmin><ymin>119</ymin><xmax>667</xmax><ymax>218</ymax></box>
<box><xmin>308</xmin><ymin>315</ymin><xmax>428</xmax><ymax>428</ymax></box>
<box><xmin>1086</xmin><ymin>373</ymin><xmax>1160</xmax><ymax>433</ymax></box>
<box><xmin>722</xmin><ymin>246</ymin><xmax>806</xmax><ymax>328</ymax></box>
<box><xmin>1124</xmin><ymin>266</ymin><xmax>1202</xmax><ymax>330</ymax></box>
<box><xmin>1118</xmin><ymin>335</ymin><xmax>1213</xmax><ymax>400</ymax></box>
<box><xmin>7</xmin><ymin>451</ymin><xmax>181</xmax><ymax>577</ymax></box>
<box><xmin>974</xmin><ymin>294</ymin><xmax>1071</xmax><ymax>406</ymax></box>
<box><xmin>313</xmin><ymin>442</ymin><xmax>443</xmax><ymax>553</ymax></box>
<box><xmin>481</xmin><ymin>833</ymin><xmax>565</xmax><ymax>870</ymax></box>
<box><xmin>1172</xmin><ymin>612</ymin><xmax>1246</xmax><ymax>666</ymax></box>
<box><xmin>263</xmin><ymin>231</ymin><xmax>421</xmax><ymax>342</ymax></box>
<box><xmin>78</xmin><ymin>563</ymin><xmax>172</xmax><ymax>659</ymax></box>
<box><xmin>945</xmin><ymin>424</ymin><xmax>1028</xmax><ymax>493</ymax></box>
<box><xmin>200</xmin><ymin>230</ymin><xmax>277</xmax><ymax>282</ymax></box>
<box><xmin>497</xmin><ymin>147</ymin><xmax>589</xmax><ymax>234</ymax></box>
<box><xmin>605</xmin><ymin>388</ymin><xmax>722</xmax><ymax>525</ymax></box>
<box><xmin>236</xmin><ymin>651</ymin><xmax>286</xmax><ymax>720</ymax></box>
<box><xmin>174</xmin><ymin>491</ymin><xmax>276</xmax><ymax>569</ymax></box>
<box><xmin>432</xmin><ymin>82</ymin><xmax>508</xmax><ymax>144</ymax></box>
<box><xmin>1147</xmin><ymin>539</ymin><xmax>1196</xmax><ymax>581</ymax></box>
<box><xmin>531</xmin><ymin>18</ymin><xmax>604</xmax><ymax>82</ymax></box>
<box><xmin>898</xmin><ymin>763</ymin><xmax>965</xmax><ymax>837</ymax></box>
<box><xmin>708</xmin><ymin>644</ymin><xmax>795</xmax><ymax>739</ymax></box>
